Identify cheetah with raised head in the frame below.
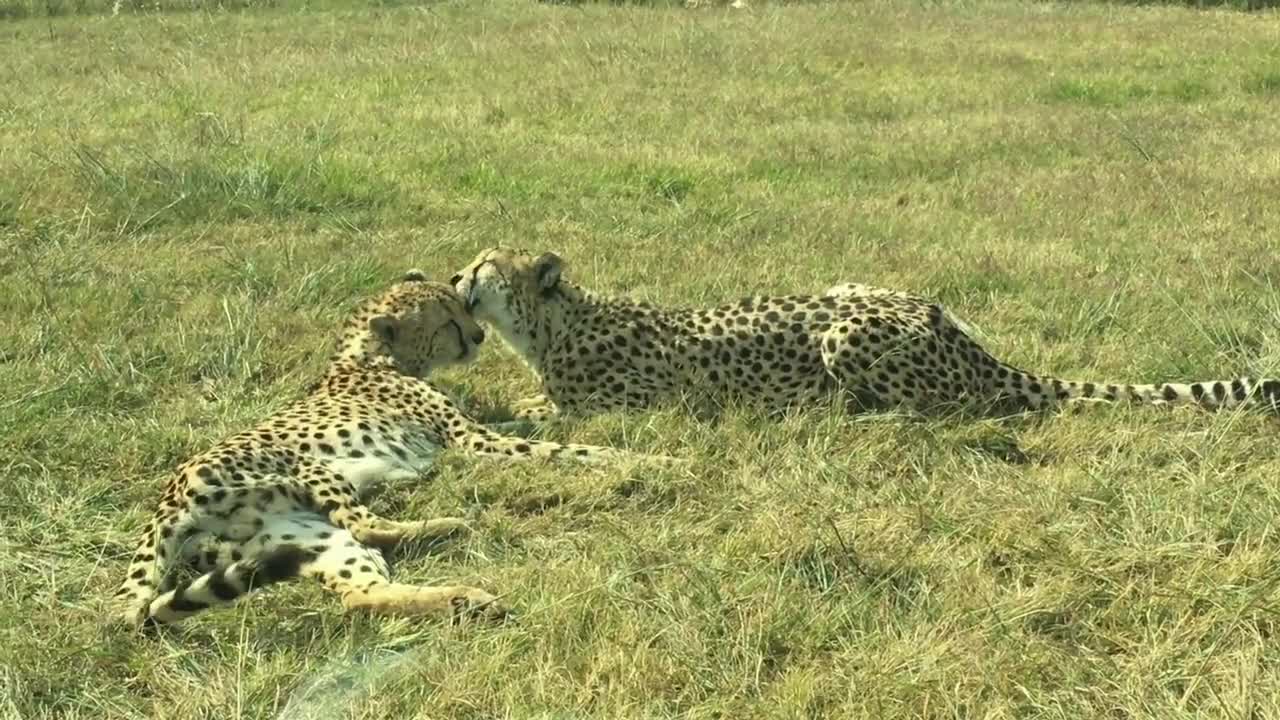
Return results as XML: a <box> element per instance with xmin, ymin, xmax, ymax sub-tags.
<box><xmin>452</xmin><ymin>247</ymin><xmax>1280</xmax><ymax>419</ymax></box>
<box><xmin>116</xmin><ymin>271</ymin><xmax>645</xmax><ymax>628</ymax></box>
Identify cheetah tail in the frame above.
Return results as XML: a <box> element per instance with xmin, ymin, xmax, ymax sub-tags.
<box><xmin>141</xmin><ymin>545</ymin><xmax>315</xmax><ymax>627</ymax></box>
<box><xmin>1000</xmin><ymin>366</ymin><xmax>1280</xmax><ymax>413</ymax></box>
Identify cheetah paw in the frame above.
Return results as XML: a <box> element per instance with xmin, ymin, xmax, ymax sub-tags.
<box><xmin>413</xmin><ymin>517</ymin><xmax>472</xmax><ymax>544</ymax></box>
<box><xmin>114</xmin><ymin>597</ymin><xmax>154</xmax><ymax>630</ymax></box>
<box><xmin>448</xmin><ymin>588</ymin><xmax>508</xmax><ymax>623</ymax></box>
<box><xmin>511</xmin><ymin>396</ymin><xmax>558</xmax><ymax>421</ymax></box>
<box><xmin>353</xmin><ymin>519</ymin><xmax>426</xmax><ymax>547</ymax></box>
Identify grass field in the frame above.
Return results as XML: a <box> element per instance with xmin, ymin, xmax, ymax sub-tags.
<box><xmin>3</xmin><ymin>0</ymin><xmax>1280</xmax><ymax>717</ymax></box>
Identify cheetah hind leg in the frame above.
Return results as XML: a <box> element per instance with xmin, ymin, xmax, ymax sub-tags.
<box><xmin>245</xmin><ymin>517</ymin><xmax>501</xmax><ymax>621</ymax></box>
<box><xmin>342</xmin><ymin>583</ymin><xmax>507</xmax><ymax>623</ymax></box>
<box><xmin>142</xmin><ymin>515</ymin><xmax>497</xmax><ymax>626</ymax></box>
<box><xmin>297</xmin><ymin>526</ymin><xmax>505</xmax><ymax>623</ymax></box>
<box><xmin>817</xmin><ymin>319</ymin><xmax>963</xmax><ymax>412</ymax></box>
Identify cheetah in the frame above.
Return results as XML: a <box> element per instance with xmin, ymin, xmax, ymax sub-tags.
<box><xmin>116</xmin><ymin>271</ymin><xmax>645</xmax><ymax>629</ymax></box>
<box><xmin>451</xmin><ymin>247</ymin><xmax>1280</xmax><ymax>419</ymax></box>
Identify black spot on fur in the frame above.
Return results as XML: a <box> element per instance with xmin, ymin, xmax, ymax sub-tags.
<box><xmin>1259</xmin><ymin>380</ymin><xmax>1280</xmax><ymax>411</ymax></box>
<box><xmin>245</xmin><ymin>545</ymin><xmax>314</xmax><ymax>591</ymax></box>
<box><xmin>169</xmin><ymin>588</ymin><xmax>209</xmax><ymax>613</ymax></box>
<box><xmin>208</xmin><ymin>570</ymin><xmax>240</xmax><ymax>601</ymax></box>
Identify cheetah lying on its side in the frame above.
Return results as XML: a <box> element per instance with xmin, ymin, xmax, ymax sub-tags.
<box><xmin>116</xmin><ymin>272</ymin><xmax>644</xmax><ymax>628</ymax></box>
<box><xmin>452</xmin><ymin>247</ymin><xmax>1280</xmax><ymax>419</ymax></box>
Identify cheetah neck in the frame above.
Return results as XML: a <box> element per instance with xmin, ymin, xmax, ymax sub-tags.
<box><xmin>324</xmin><ymin>314</ymin><xmax>399</xmax><ymax>376</ymax></box>
<box><xmin>508</xmin><ymin>282</ymin><xmax>597</xmax><ymax>371</ymax></box>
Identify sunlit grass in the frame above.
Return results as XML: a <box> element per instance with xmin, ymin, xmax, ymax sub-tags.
<box><xmin>2</xmin><ymin>0</ymin><xmax>1280</xmax><ymax>716</ymax></box>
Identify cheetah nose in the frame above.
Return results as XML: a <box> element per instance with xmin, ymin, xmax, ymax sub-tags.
<box><xmin>471</xmin><ymin>329</ymin><xmax>486</xmax><ymax>345</ymax></box>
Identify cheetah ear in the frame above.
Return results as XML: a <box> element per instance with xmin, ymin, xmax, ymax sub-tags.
<box><xmin>402</xmin><ymin>269</ymin><xmax>427</xmax><ymax>282</ymax></box>
<box><xmin>369</xmin><ymin>315</ymin><xmax>399</xmax><ymax>344</ymax></box>
<box><xmin>534</xmin><ymin>252</ymin><xmax>562</xmax><ymax>294</ymax></box>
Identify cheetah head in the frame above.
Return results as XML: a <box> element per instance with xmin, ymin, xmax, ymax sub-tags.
<box><xmin>451</xmin><ymin>247</ymin><xmax>563</xmax><ymax>361</ymax></box>
<box><xmin>362</xmin><ymin>271</ymin><xmax>487</xmax><ymax>376</ymax></box>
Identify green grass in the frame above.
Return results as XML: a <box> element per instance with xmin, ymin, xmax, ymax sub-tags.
<box><xmin>3</xmin><ymin>0</ymin><xmax>1280</xmax><ymax>717</ymax></box>
<box><xmin>4</xmin><ymin>0</ymin><xmax>1280</xmax><ymax>18</ymax></box>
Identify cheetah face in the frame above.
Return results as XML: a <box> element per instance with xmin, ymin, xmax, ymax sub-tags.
<box><xmin>451</xmin><ymin>247</ymin><xmax>561</xmax><ymax>354</ymax></box>
<box><xmin>369</xmin><ymin>280</ymin><xmax>487</xmax><ymax>376</ymax></box>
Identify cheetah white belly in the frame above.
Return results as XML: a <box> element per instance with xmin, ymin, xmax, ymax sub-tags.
<box><xmin>328</xmin><ymin>442</ymin><xmax>441</xmax><ymax>494</ymax></box>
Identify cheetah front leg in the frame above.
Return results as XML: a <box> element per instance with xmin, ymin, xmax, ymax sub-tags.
<box><xmin>320</xmin><ymin>494</ymin><xmax>471</xmax><ymax>547</ymax></box>
<box><xmin>319</xmin><ymin>493</ymin><xmax>445</xmax><ymax>547</ymax></box>
<box><xmin>328</xmin><ymin>512</ymin><xmax>471</xmax><ymax>548</ymax></box>
<box><xmin>286</xmin><ymin>459</ymin><xmax>444</xmax><ymax>547</ymax></box>
<box><xmin>452</xmin><ymin>425</ymin><xmax>679</xmax><ymax>466</ymax></box>
<box><xmin>511</xmin><ymin>393</ymin><xmax>559</xmax><ymax>421</ymax></box>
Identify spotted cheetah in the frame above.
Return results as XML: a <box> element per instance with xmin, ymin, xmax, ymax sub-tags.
<box><xmin>452</xmin><ymin>247</ymin><xmax>1280</xmax><ymax>419</ymax></box>
<box><xmin>116</xmin><ymin>271</ymin><xmax>645</xmax><ymax>628</ymax></box>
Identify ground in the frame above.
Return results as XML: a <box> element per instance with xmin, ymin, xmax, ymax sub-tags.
<box><xmin>2</xmin><ymin>0</ymin><xmax>1280</xmax><ymax>717</ymax></box>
